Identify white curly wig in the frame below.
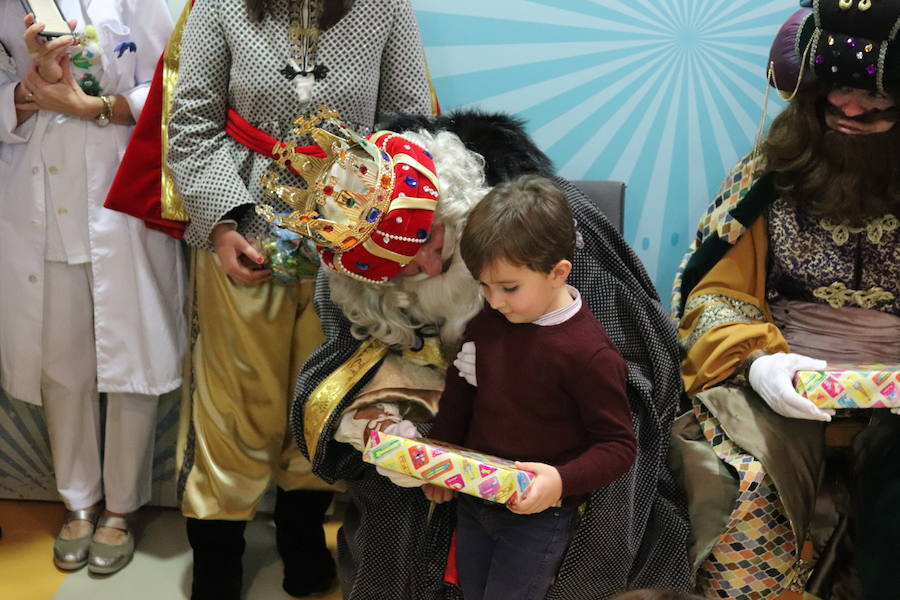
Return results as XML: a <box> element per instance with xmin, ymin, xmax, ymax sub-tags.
<box><xmin>327</xmin><ymin>129</ymin><xmax>490</xmax><ymax>349</ymax></box>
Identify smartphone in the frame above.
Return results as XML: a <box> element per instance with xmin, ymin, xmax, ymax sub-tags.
<box><xmin>19</xmin><ymin>0</ymin><xmax>71</xmax><ymax>38</ymax></box>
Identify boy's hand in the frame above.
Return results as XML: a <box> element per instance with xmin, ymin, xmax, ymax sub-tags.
<box><xmin>507</xmin><ymin>462</ymin><xmax>562</xmax><ymax>515</ymax></box>
<box><xmin>422</xmin><ymin>484</ymin><xmax>455</xmax><ymax>504</ymax></box>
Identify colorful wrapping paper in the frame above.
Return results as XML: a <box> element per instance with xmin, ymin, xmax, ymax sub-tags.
<box><xmin>362</xmin><ymin>431</ymin><xmax>534</xmax><ymax>504</ymax></box>
<box><xmin>794</xmin><ymin>364</ymin><xmax>900</xmax><ymax>409</ymax></box>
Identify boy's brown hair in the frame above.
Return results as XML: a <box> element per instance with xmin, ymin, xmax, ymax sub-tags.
<box><xmin>460</xmin><ymin>174</ymin><xmax>575</xmax><ymax>279</ymax></box>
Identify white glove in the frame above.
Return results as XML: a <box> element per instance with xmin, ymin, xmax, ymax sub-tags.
<box><xmin>453</xmin><ymin>341</ymin><xmax>477</xmax><ymax>387</ymax></box>
<box><xmin>375</xmin><ymin>420</ymin><xmax>425</xmax><ymax>488</ymax></box>
<box><xmin>748</xmin><ymin>352</ymin><xmax>834</xmax><ymax>422</ymax></box>
<box><xmin>891</xmin><ymin>408</ymin><xmax>900</xmax><ymax>416</ymax></box>
<box><xmin>335</xmin><ymin>402</ymin><xmax>402</xmax><ymax>451</ymax></box>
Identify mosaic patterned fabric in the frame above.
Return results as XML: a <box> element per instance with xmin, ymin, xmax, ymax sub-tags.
<box><xmin>693</xmin><ymin>400</ymin><xmax>801</xmax><ymax>600</ymax></box>
<box><xmin>671</xmin><ymin>153</ymin><xmax>763</xmax><ymax>316</ymax></box>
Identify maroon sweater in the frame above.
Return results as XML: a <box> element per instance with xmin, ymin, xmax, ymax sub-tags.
<box><xmin>429</xmin><ymin>302</ymin><xmax>636</xmax><ymax>505</ymax></box>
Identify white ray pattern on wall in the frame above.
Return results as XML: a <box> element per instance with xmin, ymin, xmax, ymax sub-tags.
<box><xmin>415</xmin><ymin>0</ymin><xmax>796</xmax><ymax>295</ymax></box>
<box><xmin>0</xmin><ymin>393</ymin><xmax>181</xmax><ymax>504</ymax></box>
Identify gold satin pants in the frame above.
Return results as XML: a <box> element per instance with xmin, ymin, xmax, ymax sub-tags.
<box><xmin>179</xmin><ymin>250</ymin><xmax>331</xmax><ymax>520</ymax></box>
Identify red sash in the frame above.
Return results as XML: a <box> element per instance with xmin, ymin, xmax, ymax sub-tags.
<box><xmin>104</xmin><ymin>69</ymin><xmax>325</xmax><ymax>239</ymax></box>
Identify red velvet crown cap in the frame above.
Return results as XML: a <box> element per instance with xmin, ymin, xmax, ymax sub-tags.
<box><xmin>319</xmin><ymin>131</ymin><xmax>439</xmax><ymax>284</ymax></box>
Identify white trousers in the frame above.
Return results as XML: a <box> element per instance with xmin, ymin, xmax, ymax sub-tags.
<box><xmin>40</xmin><ymin>261</ymin><xmax>158</xmax><ymax>514</ymax></box>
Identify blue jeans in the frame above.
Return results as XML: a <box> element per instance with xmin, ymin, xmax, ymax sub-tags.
<box><xmin>455</xmin><ymin>495</ymin><xmax>577</xmax><ymax>600</ymax></box>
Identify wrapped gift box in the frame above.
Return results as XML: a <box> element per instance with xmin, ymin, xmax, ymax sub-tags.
<box><xmin>362</xmin><ymin>431</ymin><xmax>534</xmax><ymax>504</ymax></box>
<box><xmin>794</xmin><ymin>364</ymin><xmax>900</xmax><ymax>409</ymax></box>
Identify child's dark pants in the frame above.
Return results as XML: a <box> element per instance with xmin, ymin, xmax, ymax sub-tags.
<box><xmin>455</xmin><ymin>494</ymin><xmax>577</xmax><ymax>600</ymax></box>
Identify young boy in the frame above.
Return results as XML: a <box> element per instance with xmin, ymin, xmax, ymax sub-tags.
<box><xmin>426</xmin><ymin>174</ymin><xmax>637</xmax><ymax>600</ymax></box>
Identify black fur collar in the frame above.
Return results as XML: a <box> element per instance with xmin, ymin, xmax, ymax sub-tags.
<box><xmin>380</xmin><ymin>110</ymin><xmax>554</xmax><ymax>186</ymax></box>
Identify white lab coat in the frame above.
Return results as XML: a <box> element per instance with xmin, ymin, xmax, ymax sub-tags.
<box><xmin>0</xmin><ymin>0</ymin><xmax>185</xmax><ymax>406</ymax></box>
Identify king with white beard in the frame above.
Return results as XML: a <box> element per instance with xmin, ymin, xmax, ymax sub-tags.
<box><xmin>286</xmin><ymin>111</ymin><xmax>692</xmax><ymax>600</ymax></box>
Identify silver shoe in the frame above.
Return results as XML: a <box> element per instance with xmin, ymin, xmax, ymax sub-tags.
<box><xmin>54</xmin><ymin>507</ymin><xmax>100</xmax><ymax>570</ymax></box>
<box><xmin>87</xmin><ymin>514</ymin><xmax>134</xmax><ymax>575</ymax></box>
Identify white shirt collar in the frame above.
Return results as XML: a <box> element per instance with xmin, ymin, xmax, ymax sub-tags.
<box><xmin>532</xmin><ymin>285</ymin><xmax>581</xmax><ymax>326</ymax></box>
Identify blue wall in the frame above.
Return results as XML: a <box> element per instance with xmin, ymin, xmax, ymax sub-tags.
<box><xmin>168</xmin><ymin>0</ymin><xmax>797</xmax><ymax>301</ymax></box>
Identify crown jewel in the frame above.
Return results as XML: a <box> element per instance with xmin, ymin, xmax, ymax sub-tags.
<box><xmin>256</xmin><ymin>106</ymin><xmax>396</xmax><ymax>252</ymax></box>
<box><xmin>256</xmin><ymin>106</ymin><xmax>441</xmax><ymax>285</ymax></box>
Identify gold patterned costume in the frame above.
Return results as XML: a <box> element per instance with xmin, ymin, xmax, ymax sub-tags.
<box><xmin>177</xmin><ymin>251</ymin><xmax>329</xmax><ymax>520</ymax></box>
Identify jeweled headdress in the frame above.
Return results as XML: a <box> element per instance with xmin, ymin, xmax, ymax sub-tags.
<box><xmin>257</xmin><ymin>106</ymin><xmax>440</xmax><ymax>284</ymax></box>
<box><xmin>769</xmin><ymin>0</ymin><xmax>900</xmax><ymax>95</ymax></box>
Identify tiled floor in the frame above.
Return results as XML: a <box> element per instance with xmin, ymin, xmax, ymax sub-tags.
<box><xmin>1</xmin><ymin>499</ymin><xmax>827</xmax><ymax>600</ymax></box>
<box><xmin>0</xmin><ymin>500</ymin><xmax>342</xmax><ymax>600</ymax></box>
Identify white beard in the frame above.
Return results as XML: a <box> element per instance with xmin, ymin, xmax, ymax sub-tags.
<box><xmin>395</xmin><ymin>248</ymin><xmax>483</xmax><ymax>346</ymax></box>
<box><xmin>328</xmin><ymin>245</ymin><xmax>482</xmax><ymax>349</ymax></box>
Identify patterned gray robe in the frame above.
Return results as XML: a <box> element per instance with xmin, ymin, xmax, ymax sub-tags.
<box><xmin>167</xmin><ymin>0</ymin><xmax>433</xmax><ymax>250</ymax></box>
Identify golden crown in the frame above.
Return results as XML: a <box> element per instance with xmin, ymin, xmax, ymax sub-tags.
<box><xmin>256</xmin><ymin>106</ymin><xmax>395</xmax><ymax>252</ymax></box>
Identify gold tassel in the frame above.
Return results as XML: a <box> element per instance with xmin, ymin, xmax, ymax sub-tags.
<box><xmin>750</xmin><ymin>36</ymin><xmax>813</xmax><ymax>165</ymax></box>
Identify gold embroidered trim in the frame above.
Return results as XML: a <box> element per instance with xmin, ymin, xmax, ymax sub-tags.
<box><xmin>290</xmin><ymin>24</ymin><xmax>321</xmax><ymax>44</ymax></box>
<box><xmin>362</xmin><ymin>238</ymin><xmax>417</xmax><ymax>263</ymax></box>
<box><xmin>159</xmin><ymin>1</ymin><xmax>193</xmax><ymax>222</ymax></box>
<box><xmin>819</xmin><ymin>214</ymin><xmax>899</xmax><ymax>245</ymax></box>
<box><xmin>387</xmin><ymin>197</ymin><xmax>439</xmax><ymax>212</ymax></box>
<box><xmin>305</xmin><ymin>338</ymin><xmax>388</xmax><ymax>465</ymax></box>
<box><xmin>289</xmin><ymin>0</ymin><xmax>324</xmax><ymax>70</ymax></box>
<box><xmin>681</xmin><ymin>293</ymin><xmax>766</xmax><ymax>351</ymax></box>
<box><xmin>392</xmin><ymin>154</ymin><xmax>440</xmax><ymax>189</ymax></box>
<box><xmin>813</xmin><ymin>282</ymin><xmax>895</xmax><ymax>309</ymax></box>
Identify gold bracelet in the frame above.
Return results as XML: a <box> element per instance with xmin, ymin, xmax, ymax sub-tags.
<box><xmin>94</xmin><ymin>95</ymin><xmax>112</xmax><ymax>127</ymax></box>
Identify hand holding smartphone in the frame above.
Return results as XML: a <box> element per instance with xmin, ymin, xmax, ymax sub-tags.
<box><xmin>20</xmin><ymin>0</ymin><xmax>72</xmax><ymax>38</ymax></box>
